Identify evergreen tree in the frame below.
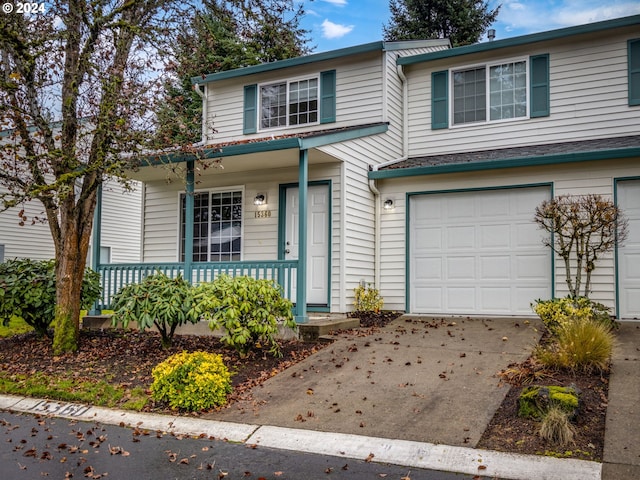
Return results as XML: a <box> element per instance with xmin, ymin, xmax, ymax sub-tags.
<box><xmin>383</xmin><ymin>0</ymin><xmax>500</xmax><ymax>47</ymax></box>
<box><xmin>154</xmin><ymin>0</ymin><xmax>311</xmax><ymax>146</ymax></box>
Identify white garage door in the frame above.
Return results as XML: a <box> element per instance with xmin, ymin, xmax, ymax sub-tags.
<box><xmin>618</xmin><ymin>180</ymin><xmax>640</xmax><ymax>319</ymax></box>
<box><xmin>409</xmin><ymin>187</ymin><xmax>552</xmax><ymax>315</ymax></box>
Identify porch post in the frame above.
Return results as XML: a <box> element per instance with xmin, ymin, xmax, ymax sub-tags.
<box><xmin>296</xmin><ymin>149</ymin><xmax>309</xmax><ymax>323</ymax></box>
<box><xmin>90</xmin><ymin>183</ymin><xmax>102</xmax><ymax>315</ymax></box>
<box><xmin>184</xmin><ymin>160</ymin><xmax>195</xmax><ymax>283</ymax></box>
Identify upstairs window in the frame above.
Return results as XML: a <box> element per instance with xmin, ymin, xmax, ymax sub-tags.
<box><xmin>452</xmin><ymin>60</ymin><xmax>527</xmax><ymax>125</ymax></box>
<box><xmin>260</xmin><ymin>77</ymin><xmax>318</xmax><ymax>130</ymax></box>
<box><xmin>244</xmin><ymin>70</ymin><xmax>335</xmax><ymax>134</ymax></box>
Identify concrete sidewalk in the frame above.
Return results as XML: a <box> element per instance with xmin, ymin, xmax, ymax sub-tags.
<box><xmin>1</xmin><ymin>315</ymin><xmax>637</xmax><ymax>480</ymax></box>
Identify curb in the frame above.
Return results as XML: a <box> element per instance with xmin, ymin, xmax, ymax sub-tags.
<box><xmin>0</xmin><ymin>394</ymin><xmax>601</xmax><ymax>480</ymax></box>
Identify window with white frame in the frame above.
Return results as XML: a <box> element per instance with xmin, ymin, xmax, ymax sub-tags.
<box><xmin>452</xmin><ymin>59</ymin><xmax>527</xmax><ymax>125</ymax></box>
<box><xmin>180</xmin><ymin>190</ymin><xmax>243</xmax><ymax>262</ymax></box>
<box><xmin>260</xmin><ymin>76</ymin><xmax>318</xmax><ymax>130</ymax></box>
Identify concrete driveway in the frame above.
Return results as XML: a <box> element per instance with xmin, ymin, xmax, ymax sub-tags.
<box><xmin>207</xmin><ymin>315</ymin><xmax>543</xmax><ymax>447</ymax></box>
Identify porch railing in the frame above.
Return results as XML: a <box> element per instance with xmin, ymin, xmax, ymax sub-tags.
<box><xmin>96</xmin><ymin>260</ymin><xmax>298</xmax><ymax>313</ymax></box>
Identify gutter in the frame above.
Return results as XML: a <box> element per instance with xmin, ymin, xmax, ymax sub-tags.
<box><xmin>368</xmin><ymin>62</ymin><xmax>409</xmax><ymax>289</ymax></box>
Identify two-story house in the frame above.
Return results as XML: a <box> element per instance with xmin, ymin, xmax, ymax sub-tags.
<box><xmin>97</xmin><ymin>14</ymin><xmax>640</xmax><ymax>321</ymax></box>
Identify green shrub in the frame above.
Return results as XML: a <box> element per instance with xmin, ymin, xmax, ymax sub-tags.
<box><xmin>536</xmin><ymin>317</ymin><xmax>614</xmax><ymax>374</ymax></box>
<box><xmin>539</xmin><ymin>406</ymin><xmax>575</xmax><ymax>447</ymax></box>
<box><xmin>518</xmin><ymin>385</ymin><xmax>580</xmax><ymax>419</ymax></box>
<box><xmin>111</xmin><ymin>272</ymin><xmax>199</xmax><ymax>348</ymax></box>
<box><xmin>150</xmin><ymin>351</ymin><xmax>232</xmax><ymax>411</ymax></box>
<box><xmin>191</xmin><ymin>275</ymin><xmax>295</xmax><ymax>357</ymax></box>
<box><xmin>353</xmin><ymin>283</ymin><xmax>384</xmax><ymax>313</ymax></box>
<box><xmin>0</xmin><ymin>258</ymin><xmax>101</xmax><ymax>337</ymax></box>
<box><xmin>532</xmin><ymin>296</ymin><xmax>614</xmax><ymax>334</ymax></box>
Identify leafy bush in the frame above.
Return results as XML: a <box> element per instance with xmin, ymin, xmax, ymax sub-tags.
<box><xmin>535</xmin><ymin>317</ymin><xmax>614</xmax><ymax>374</ymax></box>
<box><xmin>150</xmin><ymin>351</ymin><xmax>232</xmax><ymax>411</ymax></box>
<box><xmin>532</xmin><ymin>296</ymin><xmax>614</xmax><ymax>333</ymax></box>
<box><xmin>353</xmin><ymin>283</ymin><xmax>384</xmax><ymax>313</ymax></box>
<box><xmin>0</xmin><ymin>258</ymin><xmax>101</xmax><ymax>337</ymax></box>
<box><xmin>539</xmin><ymin>406</ymin><xmax>575</xmax><ymax>447</ymax></box>
<box><xmin>111</xmin><ymin>272</ymin><xmax>199</xmax><ymax>348</ymax></box>
<box><xmin>191</xmin><ymin>275</ymin><xmax>295</xmax><ymax>357</ymax></box>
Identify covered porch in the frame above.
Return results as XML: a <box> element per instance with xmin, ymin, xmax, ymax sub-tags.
<box><xmin>91</xmin><ymin>124</ymin><xmax>388</xmax><ymax>322</ymax></box>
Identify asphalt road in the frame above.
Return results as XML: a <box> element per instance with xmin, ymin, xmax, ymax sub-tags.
<box><xmin>0</xmin><ymin>410</ymin><xmax>489</xmax><ymax>480</ymax></box>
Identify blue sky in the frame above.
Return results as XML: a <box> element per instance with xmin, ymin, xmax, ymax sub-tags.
<box><xmin>300</xmin><ymin>0</ymin><xmax>640</xmax><ymax>52</ymax></box>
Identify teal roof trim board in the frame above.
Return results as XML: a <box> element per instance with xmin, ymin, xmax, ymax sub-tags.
<box><xmin>139</xmin><ymin>123</ymin><xmax>388</xmax><ymax>167</ymax></box>
<box><xmin>192</xmin><ymin>42</ymin><xmax>384</xmax><ymax>85</ymax></box>
<box><xmin>397</xmin><ymin>14</ymin><xmax>640</xmax><ymax>66</ymax></box>
<box><xmin>369</xmin><ymin>146</ymin><xmax>640</xmax><ymax>180</ymax></box>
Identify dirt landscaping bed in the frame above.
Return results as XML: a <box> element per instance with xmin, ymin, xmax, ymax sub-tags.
<box><xmin>0</xmin><ymin>313</ymin><xmax>608</xmax><ymax>461</ymax></box>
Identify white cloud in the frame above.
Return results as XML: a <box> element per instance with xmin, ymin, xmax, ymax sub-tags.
<box><xmin>321</xmin><ymin>19</ymin><xmax>354</xmax><ymax>39</ymax></box>
<box><xmin>321</xmin><ymin>0</ymin><xmax>348</xmax><ymax>5</ymax></box>
<box><xmin>497</xmin><ymin>0</ymin><xmax>640</xmax><ymax>34</ymax></box>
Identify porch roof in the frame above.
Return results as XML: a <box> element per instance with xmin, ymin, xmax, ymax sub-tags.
<box><xmin>369</xmin><ymin>135</ymin><xmax>640</xmax><ymax>179</ymax></box>
<box><xmin>133</xmin><ymin>122</ymin><xmax>388</xmax><ymax>169</ymax></box>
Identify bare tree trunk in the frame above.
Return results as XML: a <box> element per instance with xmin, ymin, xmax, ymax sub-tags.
<box><xmin>52</xmin><ymin>190</ymin><xmax>96</xmax><ymax>355</ymax></box>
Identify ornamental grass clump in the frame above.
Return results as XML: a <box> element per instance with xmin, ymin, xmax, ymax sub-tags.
<box><xmin>151</xmin><ymin>351</ymin><xmax>232</xmax><ymax>411</ymax></box>
<box><xmin>539</xmin><ymin>406</ymin><xmax>576</xmax><ymax>447</ymax></box>
<box><xmin>536</xmin><ymin>317</ymin><xmax>614</xmax><ymax>374</ymax></box>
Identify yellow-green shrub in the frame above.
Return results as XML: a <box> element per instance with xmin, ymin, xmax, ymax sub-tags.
<box><xmin>353</xmin><ymin>283</ymin><xmax>383</xmax><ymax>313</ymax></box>
<box><xmin>532</xmin><ymin>296</ymin><xmax>614</xmax><ymax>334</ymax></box>
<box><xmin>151</xmin><ymin>351</ymin><xmax>232</xmax><ymax>411</ymax></box>
<box><xmin>536</xmin><ymin>317</ymin><xmax>614</xmax><ymax>374</ymax></box>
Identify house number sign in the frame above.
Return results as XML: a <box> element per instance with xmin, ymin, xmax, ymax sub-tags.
<box><xmin>255</xmin><ymin>210</ymin><xmax>272</xmax><ymax>218</ymax></box>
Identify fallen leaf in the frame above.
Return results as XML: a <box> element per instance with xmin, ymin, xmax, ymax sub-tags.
<box><xmin>365</xmin><ymin>453</ymin><xmax>375</xmax><ymax>462</ymax></box>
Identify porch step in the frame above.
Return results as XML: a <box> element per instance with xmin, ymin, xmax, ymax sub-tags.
<box><xmin>298</xmin><ymin>315</ymin><xmax>360</xmax><ymax>342</ymax></box>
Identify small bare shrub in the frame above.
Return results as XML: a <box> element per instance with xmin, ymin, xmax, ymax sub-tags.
<box><xmin>539</xmin><ymin>406</ymin><xmax>575</xmax><ymax>447</ymax></box>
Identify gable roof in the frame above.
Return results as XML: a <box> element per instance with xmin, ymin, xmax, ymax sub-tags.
<box><xmin>369</xmin><ymin>136</ymin><xmax>640</xmax><ymax>179</ymax></box>
<box><xmin>191</xmin><ymin>39</ymin><xmax>450</xmax><ymax>85</ymax></box>
<box><xmin>397</xmin><ymin>14</ymin><xmax>640</xmax><ymax>66</ymax></box>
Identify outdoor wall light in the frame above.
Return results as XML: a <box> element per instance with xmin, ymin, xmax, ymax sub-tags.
<box><xmin>383</xmin><ymin>198</ymin><xmax>395</xmax><ymax>210</ymax></box>
<box><xmin>254</xmin><ymin>193</ymin><xmax>267</xmax><ymax>206</ymax></box>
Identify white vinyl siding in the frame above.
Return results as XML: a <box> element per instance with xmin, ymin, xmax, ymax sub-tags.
<box><xmin>205</xmin><ymin>53</ymin><xmax>385</xmax><ymax>142</ymax></box>
<box><xmin>377</xmin><ymin>158</ymin><xmax>640</xmax><ymax>314</ymax></box>
<box><xmin>407</xmin><ymin>31</ymin><xmax>640</xmax><ymax>157</ymax></box>
<box><xmin>0</xmin><ymin>180</ymin><xmax>141</xmax><ymax>264</ymax></box>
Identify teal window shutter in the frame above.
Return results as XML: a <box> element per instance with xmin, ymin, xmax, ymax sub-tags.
<box><xmin>243</xmin><ymin>84</ymin><xmax>257</xmax><ymax>134</ymax></box>
<box><xmin>431</xmin><ymin>70</ymin><xmax>448</xmax><ymax>129</ymax></box>
<box><xmin>320</xmin><ymin>70</ymin><xmax>336</xmax><ymax>124</ymax></box>
<box><xmin>629</xmin><ymin>39</ymin><xmax>640</xmax><ymax>106</ymax></box>
<box><xmin>530</xmin><ymin>54</ymin><xmax>550</xmax><ymax>117</ymax></box>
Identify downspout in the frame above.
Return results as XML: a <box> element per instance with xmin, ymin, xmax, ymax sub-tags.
<box><xmin>368</xmin><ymin>62</ymin><xmax>409</xmax><ymax>289</ymax></box>
<box><xmin>193</xmin><ymin>83</ymin><xmax>207</xmax><ymax>144</ymax></box>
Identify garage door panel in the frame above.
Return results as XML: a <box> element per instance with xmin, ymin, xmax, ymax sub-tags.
<box><xmin>410</xmin><ymin>186</ymin><xmax>552</xmax><ymax>315</ymax></box>
<box><xmin>447</xmin><ymin>256</ymin><xmax>476</xmax><ymax>279</ymax></box>
<box><xmin>413</xmin><ymin>226</ymin><xmax>442</xmax><ymax>250</ymax></box>
<box><xmin>480</xmin><ymin>256</ymin><xmax>511</xmax><ymax>279</ymax></box>
<box><xmin>516</xmin><ymin>254</ymin><xmax>550</xmax><ymax>278</ymax></box>
<box><xmin>447</xmin><ymin>226</ymin><xmax>475</xmax><ymax>248</ymax></box>
<box><xmin>480</xmin><ymin>224</ymin><xmax>511</xmax><ymax>248</ymax></box>
<box><xmin>618</xmin><ymin>180</ymin><xmax>640</xmax><ymax>318</ymax></box>
<box><xmin>447</xmin><ymin>288</ymin><xmax>475</xmax><ymax>310</ymax></box>
<box><xmin>414</xmin><ymin>257</ymin><xmax>442</xmax><ymax>280</ymax></box>
<box><xmin>480</xmin><ymin>288</ymin><xmax>512</xmax><ymax>311</ymax></box>
<box><xmin>413</xmin><ymin>287</ymin><xmax>442</xmax><ymax>310</ymax></box>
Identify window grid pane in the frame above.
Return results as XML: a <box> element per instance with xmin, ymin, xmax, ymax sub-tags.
<box><xmin>489</xmin><ymin>61</ymin><xmax>527</xmax><ymax>121</ymax></box>
<box><xmin>181</xmin><ymin>191</ymin><xmax>242</xmax><ymax>262</ymax></box>
<box><xmin>453</xmin><ymin>67</ymin><xmax>486</xmax><ymax>124</ymax></box>
<box><xmin>260</xmin><ymin>83</ymin><xmax>287</xmax><ymax>129</ymax></box>
<box><xmin>289</xmin><ymin>78</ymin><xmax>318</xmax><ymax>126</ymax></box>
